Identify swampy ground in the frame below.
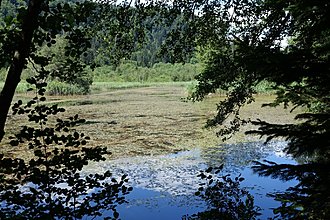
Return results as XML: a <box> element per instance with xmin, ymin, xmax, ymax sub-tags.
<box><xmin>1</xmin><ymin>83</ymin><xmax>298</xmax><ymax>159</ymax></box>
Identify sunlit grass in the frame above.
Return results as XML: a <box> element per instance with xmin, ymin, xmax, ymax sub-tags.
<box><xmin>91</xmin><ymin>81</ymin><xmax>193</xmax><ymax>93</ymax></box>
<box><xmin>1</xmin><ymin>81</ymin><xmax>194</xmax><ymax>95</ymax></box>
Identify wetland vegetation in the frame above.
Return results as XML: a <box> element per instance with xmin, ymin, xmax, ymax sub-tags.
<box><xmin>1</xmin><ymin>83</ymin><xmax>294</xmax><ymax>159</ymax></box>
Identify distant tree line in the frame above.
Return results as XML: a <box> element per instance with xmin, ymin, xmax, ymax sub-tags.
<box><xmin>0</xmin><ymin>0</ymin><xmax>198</xmax><ymax>93</ymax></box>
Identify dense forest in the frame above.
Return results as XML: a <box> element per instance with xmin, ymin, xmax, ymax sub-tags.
<box><xmin>0</xmin><ymin>0</ymin><xmax>329</xmax><ymax>219</ymax></box>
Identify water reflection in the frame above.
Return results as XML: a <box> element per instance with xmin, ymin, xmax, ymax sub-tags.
<box><xmin>201</xmin><ymin>141</ymin><xmax>292</xmax><ymax>171</ymax></box>
<box><xmin>83</xmin><ymin>141</ymin><xmax>301</xmax><ymax>219</ymax></box>
<box><xmin>117</xmin><ymin>188</ymin><xmax>206</xmax><ymax>220</ymax></box>
<box><xmin>237</xmin><ymin>154</ymin><xmax>298</xmax><ymax>218</ymax></box>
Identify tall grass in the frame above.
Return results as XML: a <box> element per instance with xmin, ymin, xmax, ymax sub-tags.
<box><xmin>184</xmin><ymin>80</ymin><xmax>276</xmax><ymax>99</ymax></box>
<box><xmin>1</xmin><ymin>81</ymin><xmax>192</xmax><ymax>95</ymax></box>
<box><xmin>91</xmin><ymin>82</ymin><xmax>149</xmax><ymax>93</ymax></box>
<box><xmin>1</xmin><ymin>80</ymin><xmax>275</xmax><ymax>96</ymax></box>
<box><xmin>1</xmin><ymin>64</ymin><xmax>275</xmax><ymax>96</ymax></box>
<box><xmin>91</xmin><ymin>81</ymin><xmax>192</xmax><ymax>93</ymax></box>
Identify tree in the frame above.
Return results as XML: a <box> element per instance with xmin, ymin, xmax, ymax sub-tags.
<box><xmin>190</xmin><ymin>0</ymin><xmax>330</xmax><ymax>157</ymax></box>
<box><xmin>0</xmin><ymin>0</ymin><xmax>43</xmax><ymax>141</ymax></box>
<box><xmin>184</xmin><ymin>0</ymin><xmax>330</xmax><ymax>217</ymax></box>
<box><xmin>0</xmin><ymin>1</ymin><xmax>136</xmax><ymax>218</ymax></box>
<box><xmin>0</xmin><ymin>72</ymin><xmax>132</xmax><ymax>219</ymax></box>
<box><xmin>0</xmin><ymin>0</ymin><xmax>197</xmax><ymax>139</ymax></box>
<box><xmin>40</xmin><ymin>35</ymin><xmax>93</xmax><ymax>94</ymax></box>
<box><xmin>0</xmin><ymin>0</ymin><xmax>98</xmax><ymax>141</ymax></box>
<box><xmin>0</xmin><ymin>1</ymin><xmax>196</xmax><ymax>218</ymax></box>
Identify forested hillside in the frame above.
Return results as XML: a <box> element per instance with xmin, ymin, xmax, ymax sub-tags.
<box><xmin>0</xmin><ymin>0</ymin><xmax>198</xmax><ymax>92</ymax></box>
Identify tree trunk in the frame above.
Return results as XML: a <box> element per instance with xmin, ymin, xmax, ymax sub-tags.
<box><xmin>0</xmin><ymin>0</ymin><xmax>43</xmax><ymax>141</ymax></box>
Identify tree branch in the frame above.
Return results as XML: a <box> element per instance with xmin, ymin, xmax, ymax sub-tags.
<box><xmin>0</xmin><ymin>0</ymin><xmax>43</xmax><ymax>141</ymax></box>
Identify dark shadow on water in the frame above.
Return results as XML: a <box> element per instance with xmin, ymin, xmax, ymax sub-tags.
<box><xmin>85</xmin><ymin>141</ymin><xmax>312</xmax><ymax>219</ymax></box>
<box><xmin>252</xmin><ymin>158</ymin><xmax>330</xmax><ymax>219</ymax></box>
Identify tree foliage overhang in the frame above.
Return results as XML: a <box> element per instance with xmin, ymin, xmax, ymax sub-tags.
<box><xmin>0</xmin><ymin>0</ymin><xmax>201</xmax><ymax>140</ymax></box>
<box><xmin>186</xmin><ymin>0</ymin><xmax>330</xmax><ymax>160</ymax></box>
<box><xmin>1</xmin><ymin>0</ymin><xmax>329</xmax><ymax>174</ymax></box>
<box><xmin>186</xmin><ymin>0</ymin><xmax>330</xmax><ymax>217</ymax></box>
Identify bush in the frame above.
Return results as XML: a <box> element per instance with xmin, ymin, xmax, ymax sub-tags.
<box><xmin>253</xmin><ymin>80</ymin><xmax>275</xmax><ymax>94</ymax></box>
<box><xmin>186</xmin><ymin>81</ymin><xmax>198</xmax><ymax>97</ymax></box>
<box><xmin>47</xmin><ymin>81</ymin><xmax>87</xmax><ymax>96</ymax></box>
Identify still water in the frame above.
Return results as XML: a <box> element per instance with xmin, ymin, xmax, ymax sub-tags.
<box><xmin>83</xmin><ymin>141</ymin><xmax>298</xmax><ymax>219</ymax></box>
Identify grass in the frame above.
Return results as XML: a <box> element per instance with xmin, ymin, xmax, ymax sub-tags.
<box><xmin>1</xmin><ymin>79</ymin><xmax>275</xmax><ymax>98</ymax></box>
<box><xmin>1</xmin><ymin>81</ymin><xmax>194</xmax><ymax>95</ymax></box>
<box><xmin>91</xmin><ymin>81</ymin><xmax>193</xmax><ymax>93</ymax></box>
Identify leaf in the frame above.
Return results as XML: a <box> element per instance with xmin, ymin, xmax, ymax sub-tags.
<box><xmin>73</xmin><ymin>132</ymin><xmax>79</xmax><ymax>139</ymax></box>
<box><xmin>26</xmin><ymin>78</ymin><xmax>36</xmax><ymax>84</ymax></box>
<box><xmin>113</xmin><ymin>211</ymin><xmax>119</xmax><ymax>219</ymax></box>
<box><xmin>205</xmin><ymin>167</ymin><xmax>213</xmax><ymax>173</ymax></box>
<box><xmin>10</xmin><ymin>140</ymin><xmax>19</xmax><ymax>146</ymax></box>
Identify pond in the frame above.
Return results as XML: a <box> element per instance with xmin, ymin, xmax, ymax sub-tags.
<box><xmin>83</xmin><ymin>141</ymin><xmax>298</xmax><ymax>219</ymax></box>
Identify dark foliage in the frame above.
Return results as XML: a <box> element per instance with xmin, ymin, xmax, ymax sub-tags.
<box><xmin>180</xmin><ymin>0</ymin><xmax>330</xmax><ymax>218</ymax></box>
<box><xmin>190</xmin><ymin>0</ymin><xmax>330</xmax><ymax>157</ymax></box>
<box><xmin>0</xmin><ymin>0</ymin><xmax>101</xmax><ymax>139</ymax></box>
<box><xmin>0</xmin><ymin>72</ymin><xmax>132</xmax><ymax>219</ymax></box>
<box><xmin>0</xmin><ymin>0</ymin><xmax>200</xmax><ymax>138</ymax></box>
<box><xmin>252</xmin><ymin>160</ymin><xmax>330</xmax><ymax>219</ymax></box>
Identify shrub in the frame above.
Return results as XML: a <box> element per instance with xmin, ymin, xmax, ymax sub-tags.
<box><xmin>253</xmin><ymin>80</ymin><xmax>275</xmax><ymax>94</ymax></box>
<box><xmin>47</xmin><ymin>80</ymin><xmax>87</xmax><ymax>96</ymax></box>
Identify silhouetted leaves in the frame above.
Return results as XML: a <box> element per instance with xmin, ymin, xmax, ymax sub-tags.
<box><xmin>185</xmin><ymin>1</ymin><xmax>330</xmax><ymax>217</ymax></box>
<box><xmin>252</xmin><ymin>160</ymin><xmax>330</xmax><ymax>219</ymax></box>
<box><xmin>1</xmin><ymin>70</ymin><xmax>130</xmax><ymax>218</ymax></box>
<box><xmin>188</xmin><ymin>0</ymin><xmax>330</xmax><ymax>156</ymax></box>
